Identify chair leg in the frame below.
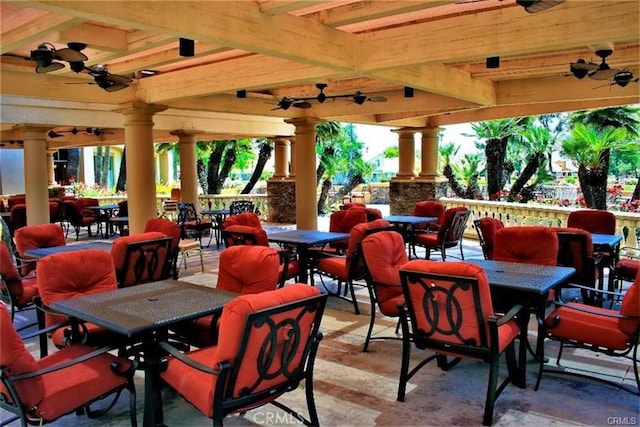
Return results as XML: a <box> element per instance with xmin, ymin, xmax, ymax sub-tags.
<box><xmin>348</xmin><ymin>280</ymin><xmax>360</xmax><ymax>315</ymax></box>
<box><xmin>198</xmin><ymin>249</ymin><xmax>204</xmax><ymax>273</ymax></box>
<box><xmin>363</xmin><ymin>296</ymin><xmax>377</xmax><ymax>352</ymax></box>
<box><xmin>482</xmin><ymin>357</ymin><xmax>500</xmax><ymax>426</ymax></box>
<box><xmin>397</xmin><ymin>317</ymin><xmax>411</xmax><ymax>402</ymax></box>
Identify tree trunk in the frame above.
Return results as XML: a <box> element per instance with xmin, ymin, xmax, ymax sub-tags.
<box><xmin>317</xmin><ymin>178</ymin><xmax>332</xmax><ymax>214</ymax></box>
<box><xmin>67</xmin><ymin>148</ymin><xmax>80</xmax><ymax>182</ymax></box>
<box><xmin>101</xmin><ymin>146</ymin><xmax>110</xmax><ymax>187</ymax></box>
<box><xmin>485</xmin><ymin>137</ymin><xmax>508</xmax><ymax>199</ymax></box>
<box><xmin>116</xmin><ymin>148</ymin><xmax>127</xmax><ymax>192</ymax></box>
<box><xmin>509</xmin><ymin>152</ymin><xmax>541</xmax><ymax>201</ymax></box>
<box><xmin>215</xmin><ymin>147</ymin><xmax>236</xmax><ymax>194</ymax></box>
<box><xmin>443</xmin><ymin>164</ymin><xmax>467</xmax><ymax>198</ymax></box>
<box><xmin>241</xmin><ymin>142</ymin><xmax>272</xmax><ymax>194</ymax></box>
<box><xmin>206</xmin><ymin>145</ymin><xmax>225</xmax><ymax>194</ymax></box>
<box><xmin>632</xmin><ymin>177</ymin><xmax>640</xmax><ymax>202</ymax></box>
<box><xmin>95</xmin><ymin>147</ymin><xmax>103</xmax><ymax>184</ymax></box>
<box><xmin>197</xmin><ymin>159</ymin><xmax>207</xmax><ymax>193</ymax></box>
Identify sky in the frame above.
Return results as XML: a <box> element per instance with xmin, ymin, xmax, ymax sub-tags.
<box><xmin>354</xmin><ymin>123</ymin><xmax>477</xmax><ymax>160</ymax></box>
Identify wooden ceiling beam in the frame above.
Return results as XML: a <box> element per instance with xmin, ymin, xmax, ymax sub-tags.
<box><xmin>0</xmin><ymin>13</ymin><xmax>81</xmax><ymax>54</ymax></box>
<box><xmin>59</xmin><ymin>23</ymin><xmax>127</xmax><ymax>52</ymax></box>
<box><xmin>360</xmin><ymin>1</ymin><xmax>640</xmax><ymax>70</ymax></box>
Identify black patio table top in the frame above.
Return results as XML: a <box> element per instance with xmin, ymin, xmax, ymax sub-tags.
<box><xmin>24</xmin><ymin>241</ymin><xmax>113</xmax><ymax>259</ymax></box>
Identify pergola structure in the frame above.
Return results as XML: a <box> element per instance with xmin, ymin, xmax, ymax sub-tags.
<box><xmin>1</xmin><ymin>0</ymin><xmax>639</xmax><ymax>232</ymax></box>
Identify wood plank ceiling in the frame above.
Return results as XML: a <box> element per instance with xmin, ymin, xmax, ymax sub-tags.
<box><xmin>1</xmin><ymin>0</ymin><xmax>639</xmax><ymax>148</ymax></box>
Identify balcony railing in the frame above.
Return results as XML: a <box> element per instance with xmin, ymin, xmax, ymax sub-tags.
<box><xmin>440</xmin><ymin>197</ymin><xmax>640</xmax><ymax>249</ymax></box>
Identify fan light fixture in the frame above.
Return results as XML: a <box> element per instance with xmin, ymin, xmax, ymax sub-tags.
<box><xmin>270</xmin><ymin>83</ymin><xmax>388</xmax><ymax>110</ymax></box>
<box><xmin>516</xmin><ymin>0</ymin><xmax>566</xmax><ymax>13</ymax></box>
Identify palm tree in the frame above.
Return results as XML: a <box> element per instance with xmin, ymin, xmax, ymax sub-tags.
<box><xmin>509</xmin><ymin>126</ymin><xmax>555</xmax><ymax>202</ymax></box>
<box><xmin>567</xmin><ymin>106</ymin><xmax>640</xmax><ymax>208</ymax></box>
<box><xmin>451</xmin><ymin>153</ymin><xmax>483</xmax><ymax>199</ymax></box>
<box><xmin>439</xmin><ymin>142</ymin><xmax>466</xmax><ymax>198</ymax></box>
<box><xmin>471</xmin><ymin>118</ymin><xmax>522</xmax><ymax>199</ymax></box>
<box><xmin>241</xmin><ymin>139</ymin><xmax>273</xmax><ymax>194</ymax></box>
<box><xmin>562</xmin><ymin>124</ymin><xmax>629</xmax><ymax>209</ymax></box>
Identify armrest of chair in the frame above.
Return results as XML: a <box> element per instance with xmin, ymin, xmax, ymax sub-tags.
<box><xmin>549</xmin><ymin>300</ymin><xmax>639</xmax><ymax>320</ymax></box>
<box><xmin>13</xmin><ymin>256</ymin><xmax>37</xmax><ymax>276</ymax></box>
<box><xmin>158</xmin><ymin>341</ymin><xmax>224</xmax><ymax>375</ymax></box>
<box><xmin>8</xmin><ymin>345</ymin><xmax>131</xmax><ymax>381</ymax></box>
<box><xmin>33</xmin><ymin>295</ymin><xmax>87</xmax><ymax>345</ymax></box>
<box><xmin>495</xmin><ymin>304</ymin><xmax>524</xmax><ymax>326</ymax></box>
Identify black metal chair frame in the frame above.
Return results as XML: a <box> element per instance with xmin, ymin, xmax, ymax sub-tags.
<box><xmin>229</xmin><ymin>200</ymin><xmax>258</xmax><ymax>216</ymax></box>
<box><xmin>159</xmin><ymin>292</ymin><xmax>328</xmax><ymax>426</ymax></box>
<box><xmin>0</xmin><ymin>323</ymin><xmax>138</xmax><ymax>427</ymax></box>
<box><xmin>115</xmin><ymin>236</ymin><xmax>173</xmax><ymax>288</ymax></box>
<box><xmin>411</xmin><ymin>209</ymin><xmax>470</xmax><ymax>260</ymax></box>
<box><xmin>534</xmin><ymin>284</ymin><xmax>640</xmax><ymax>395</ymax></box>
<box><xmin>177</xmin><ymin>202</ymin><xmax>213</xmax><ymax>247</ymax></box>
<box><xmin>0</xmin><ymin>257</ymin><xmax>38</xmax><ymax>330</ymax></box>
<box><xmin>397</xmin><ymin>268</ymin><xmax>525</xmax><ymax>426</ymax></box>
<box><xmin>555</xmin><ymin>230</ymin><xmax>605</xmax><ymax>305</ymax></box>
<box><xmin>61</xmin><ymin>201</ymin><xmax>100</xmax><ymax>240</ymax></box>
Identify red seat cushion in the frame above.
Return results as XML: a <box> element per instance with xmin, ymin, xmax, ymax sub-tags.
<box><xmin>477</xmin><ymin>218</ymin><xmax>504</xmax><ymax>259</ymax></box>
<box><xmin>618</xmin><ymin>271</ymin><xmax>640</xmax><ymax>336</ymax></box>
<box><xmin>616</xmin><ymin>259</ymin><xmax>640</xmax><ymax>282</ymax></box>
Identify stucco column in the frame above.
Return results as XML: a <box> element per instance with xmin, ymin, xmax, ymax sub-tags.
<box><xmin>285</xmin><ymin>118</ymin><xmax>321</xmax><ymax>230</ymax></box>
<box><xmin>171</xmin><ymin>130</ymin><xmax>199</xmax><ymax>208</ymax></box>
<box><xmin>21</xmin><ymin>126</ymin><xmax>50</xmax><ymax>224</ymax></box>
<box><xmin>418</xmin><ymin>127</ymin><xmax>443</xmax><ymax>179</ymax></box>
<box><xmin>157</xmin><ymin>151</ymin><xmax>170</xmax><ymax>185</ymax></box>
<box><xmin>393</xmin><ymin>128</ymin><xmax>417</xmax><ymax>178</ymax></box>
<box><xmin>271</xmin><ymin>136</ymin><xmax>290</xmax><ymax>179</ymax></box>
<box><xmin>46</xmin><ymin>150</ymin><xmax>57</xmax><ymax>185</ymax></box>
<box><xmin>288</xmin><ymin>136</ymin><xmax>296</xmax><ymax>179</ymax></box>
<box><xmin>119</xmin><ymin>103</ymin><xmax>167</xmax><ymax>234</ymax></box>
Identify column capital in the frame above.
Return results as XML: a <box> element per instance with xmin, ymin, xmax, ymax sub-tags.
<box><xmin>13</xmin><ymin>124</ymin><xmax>52</xmax><ymax>137</ymax></box>
<box><xmin>285</xmin><ymin>117</ymin><xmax>323</xmax><ymax>134</ymax></box>
<box><xmin>417</xmin><ymin>126</ymin><xmax>444</xmax><ymax>137</ymax></box>
<box><xmin>117</xmin><ymin>102</ymin><xmax>168</xmax><ymax>125</ymax></box>
<box><xmin>391</xmin><ymin>127</ymin><xmax>419</xmax><ymax>136</ymax></box>
<box><xmin>170</xmin><ymin>130</ymin><xmax>199</xmax><ymax>141</ymax></box>
<box><xmin>270</xmin><ymin>136</ymin><xmax>291</xmax><ymax>146</ymax></box>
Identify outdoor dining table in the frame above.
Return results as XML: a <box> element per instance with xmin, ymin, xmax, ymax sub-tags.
<box><xmin>107</xmin><ymin>216</ymin><xmax>129</xmax><ymax>236</ymax></box>
<box><xmin>23</xmin><ymin>241</ymin><xmax>113</xmax><ymax>258</ymax></box>
<box><xmin>85</xmin><ymin>204</ymin><xmax>119</xmax><ymax>238</ymax></box>
<box><xmin>465</xmin><ymin>259</ymin><xmax>576</xmax><ymax>386</ymax></box>
<box><xmin>49</xmin><ymin>279</ymin><xmax>238</xmax><ymax>427</ymax></box>
<box><xmin>383</xmin><ymin>215</ymin><xmax>438</xmax><ymax>256</ymax></box>
<box><xmin>591</xmin><ymin>233</ymin><xmax>624</xmax><ymax>263</ymax></box>
<box><xmin>267</xmin><ymin>230</ymin><xmax>350</xmax><ymax>283</ymax></box>
<box><xmin>201</xmin><ymin>208</ymin><xmax>230</xmax><ymax>248</ymax></box>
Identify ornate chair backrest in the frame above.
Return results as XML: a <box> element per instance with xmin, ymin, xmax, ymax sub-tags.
<box><xmin>110</xmin><ymin>232</ymin><xmax>172</xmax><ymax>288</ymax></box>
<box><xmin>229</xmin><ymin>200</ymin><xmax>256</xmax><ymax>216</ymax></box>
<box><xmin>37</xmin><ymin>249</ymin><xmax>117</xmax><ymax>327</ymax></box>
<box><xmin>222</xmin><ymin>212</ymin><xmax>262</xmax><ymax>229</ymax></box>
<box><xmin>144</xmin><ymin>218</ymin><xmax>182</xmax><ymax>272</ymax></box>
<box><xmin>221</xmin><ymin>226</ymin><xmax>269</xmax><ymax>247</ymax></box>
<box><xmin>474</xmin><ymin>217</ymin><xmax>505</xmax><ymax>260</ymax></box>
<box><xmin>399</xmin><ymin>260</ymin><xmax>495</xmax><ymax>354</ymax></box>
<box><xmin>216</xmin><ymin>245</ymin><xmax>281</xmax><ymax>294</ymax></box>
<box><xmin>213</xmin><ymin>285</ymin><xmax>327</xmax><ymax>412</ymax></box>
<box><xmin>437</xmin><ymin>207</ymin><xmax>470</xmax><ymax>245</ymax></box>
<box><xmin>567</xmin><ymin>209</ymin><xmax>616</xmax><ymax>235</ymax></box>
<box><xmin>177</xmin><ymin>202</ymin><xmax>199</xmax><ymax>224</ymax></box>
<box><xmin>360</xmin><ymin>230</ymin><xmax>407</xmax><ymax>315</ymax></box>
<box><xmin>494</xmin><ymin>226</ymin><xmax>559</xmax><ymax>266</ymax></box>
<box><xmin>552</xmin><ymin>227</ymin><xmax>595</xmax><ymax>285</ymax></box>
<box><xmin>116</xmin><ymin>200</ymin><xmax>128</xmax><ymax>217</ymax></box>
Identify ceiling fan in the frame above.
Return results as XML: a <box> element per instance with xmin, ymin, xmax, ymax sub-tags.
<box><xmin>47</xmin><ymin>127</ymin><xmax>114</xmax><ymax>139</ymax></box>
<box><xmin>64</xmin><ymin>64</ymin><xmax>133</xmax><ymax>92</ymax></box>
<box><xmin>588</xmin><ymin>49</ymin><xmax>620</xmax><ymax>81</ymax></box>
<box><xmin>29</xmin><ymin>42</ymin><xmax>88</xmax><ymax>74</ymax></box>
<box><xmin>568</xmin><ymin>59</ymin><xmax>598</xmax><ymax>80</ymax></box>
<box><xmin>270</xmin><ymin>83</ymin><xmax>387</xmax><ymax>110</ymax></box>
<box><xmin>594</xmin><ymin>69</ymin><xmax>639</xmax><ymax>89</ymax></box>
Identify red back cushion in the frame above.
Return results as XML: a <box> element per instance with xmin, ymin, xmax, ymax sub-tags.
<box><xmin>438</xmin><ymin>207</ymin><xmax>468</xmax><ymax>241</ymax></box>
<box><xmin>401</xmin><ymin>260</ymin><xmax>495</xmax><ymax>346</ymax></box>
<box><xmin>7</xmin><ymin>195</ymin><xmax>26</xmax><ymax>210</ymax></box>
<box><xmin>329</xmin><ymin>209</ymin><xmax>368</xmax><ymax>233</ymax></box>
<box><xmin>619</xmin><ymin>271</ymin><xmax>640</xmax><ymax>336</ymax></box>
<box><xmin>14</xmin><ymin>223</ymin><xmax>66</xmax><ymax>254</ymax></box>
<box><xmin>413</xmin><ymin>201</ymin><xmax>445</xmax><ymax>224</ymax></box>
<box><xmin>223</xmin><ymin>212</ymin><xmax>262</xmax><ymax>229</ymax></box>
<box><xmin>224</xmin><ymin>225</ymin><xmax>269</xmax><ymax>246</ymax></box>
<box><xmin>361</xmin><ymin>231</ymin><xmax>407</xmax><ymax>302</ymax></box>
<box><xmin>346</xmin><ymin>219</ymin><xmax>391</xmax><ymax>259</ymax></box>
<box><xmin>343</xmin><ymin>203</ymin><xmax>366</xmax><ymax>210</ymax></box>
<box><xmin>144</xmin><ymin>218</ymin><xmax>181</xmax><ymax>251</ymax></box>
<box><xmin>217</xmin><ymin>246</ymin><xmax>280</xmax><ymax>294</ymax></box>
<box><xmin>478</xmin><ymin>218</ymin><xmax>505</xmax><ymax>259</ymax></box>
<box><xmin>494</xmin><ymin>226</ymin><xmax>559</xmax><ymax>266</ymax></box>
<box><xmin>37</xmin><ymin>249</ymin><xmax>117</xmax><ymax>326</ymax></box>
<box><xmin>0</xmin><ymin>304</ymin><xmax>44</xmax><ymax>408</ymax></box>
<box><xmin>567</xmin><ymin>209</ymin><xmax>616</xmax><ymax>235</ymax></box>
<box><xmin>215</xmin><ymin>285</ymin><xmax>321</xmax><ymax>398</ymax></box>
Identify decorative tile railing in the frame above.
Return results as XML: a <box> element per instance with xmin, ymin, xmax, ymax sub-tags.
<box><xmin>440</xmin><ymin>197</ymin><xmax>640</xmax><ymax>249</ymax></box>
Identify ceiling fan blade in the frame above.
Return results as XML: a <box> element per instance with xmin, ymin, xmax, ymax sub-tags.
<box><xmin>589</xmin><ymin>68</ymin><xmax>620</xmax><ymax>81</ymax></box>
<box><xmin>368</xmin><ymin>96</ymin><xmax>387</xmax><ymax>102</ymax></box>
<box><xmin>35</xmin><ymin>62</ymin><xmax>65</xmax><ymax>74</ymax></box>
<box><xmin>108</xmin><ymin>74</ymin><xmax>133</xmax><ymax>84</ymax></box>
<box><xmin>104</xmin><ymin>83</ymin><xmax>129</xmax><ymax>92</ymax></box>
<box><xmin>292</xmin><ymin>101</ymin><xmax>312</xmax><ymax>109</ymax></box>
<box><xmin>54</xmin><ymin>48</ymin><xmax>88</xmax><ymax>62</ymax></box>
